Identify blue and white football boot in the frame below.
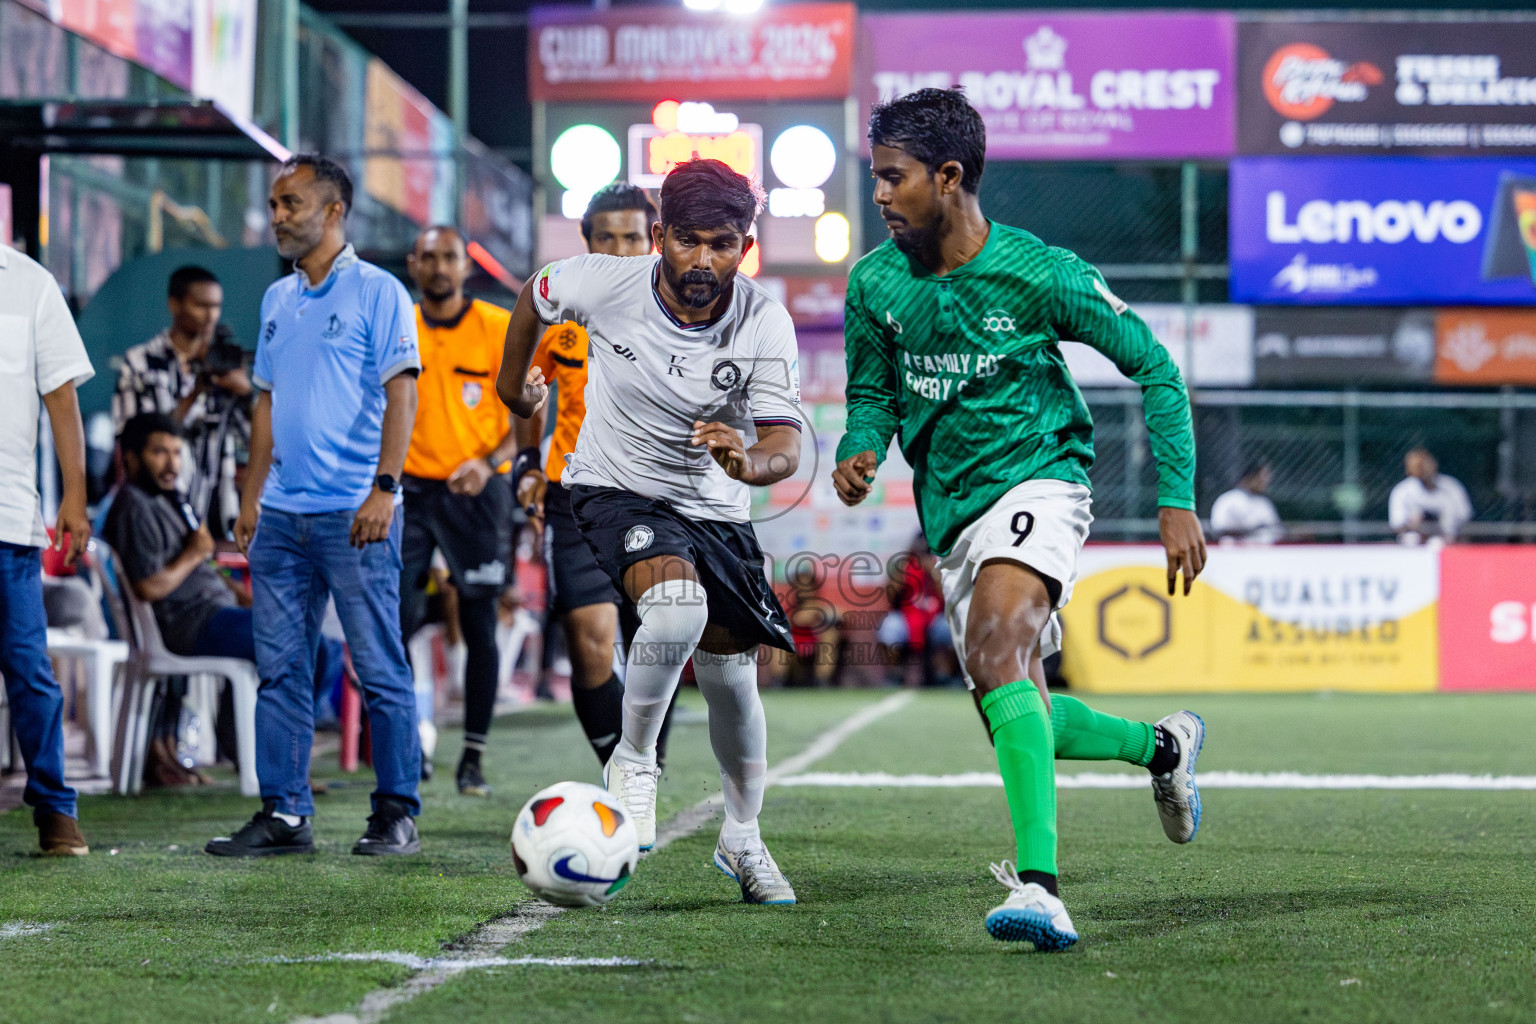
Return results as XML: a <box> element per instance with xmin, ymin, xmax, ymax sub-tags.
<box><xmin>1151</xmin><ymin>711</ymin><xmax>1205</xmax><ymax>844</ymax></box>
<box><xmin>984</xmin><ymin>861</ymin><xmax>1078</xmax><ymax>951</ymax></box>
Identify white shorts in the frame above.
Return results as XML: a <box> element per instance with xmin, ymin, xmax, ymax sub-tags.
<box><xmin>938</xmin><ymin>479</ymin><xmax>1093</xmax><ymax>684</ymax></box>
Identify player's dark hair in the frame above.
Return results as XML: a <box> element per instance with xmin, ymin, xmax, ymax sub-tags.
<box><xmin>1240</xmin><ymin>460</ymin><xmax>1269</xmax><ymax>481</ymax></box>
<box><xmin>167</xmin><ymin>265</ymin><xmax>218</xmax><ymax>300</ymax></box>
<box><xmin>658</xmin><ymin>159</ymin><xmax>764</xmax><ymax>236</ymax></box>
<box><xmin>120</xmin><ymin>412</ymin><xmax>182</xmax><ymax>458</ymax></box>
<box><xmin>868</xmin><ymin>88</ymin><xmax>987</xmax><ymax>194</ymax></box>
<box><xmin>279</xmin><ymin>153</ymin><xmax>354</xmax><ymax>215</ymax></box>
<box><xmin>581</xmin><ymin>183</ymin><xmax>658</xmax><ymax>243</ymax></box>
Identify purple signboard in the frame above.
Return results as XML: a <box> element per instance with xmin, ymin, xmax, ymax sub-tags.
<box><xmin>859</xmin><ymin>12</ymin><xmax>1235</xmax><ymax>160</ymax></box>
<box><xmin>133</xmin><ymin>0</ymin><xmax>193</xmax><ymax>91</ymax></box>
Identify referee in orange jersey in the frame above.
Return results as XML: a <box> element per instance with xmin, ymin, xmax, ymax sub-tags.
<box><xmin>401</xmin><ymin>226</ymin><xmax>519</xmax><ymax>796</ymax></box>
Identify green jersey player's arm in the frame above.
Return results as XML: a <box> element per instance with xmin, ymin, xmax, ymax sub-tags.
<box><xmin>833</xmin><ymin>273</ymin><xmax>900</xmax><ymax>506</ymax></box>
<box><xmin>1050</xmin><ymin>252</ymin><xmax>1195</xmax><ymax>512</ymax></box>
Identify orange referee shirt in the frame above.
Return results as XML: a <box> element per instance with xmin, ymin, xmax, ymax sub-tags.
<box><xmin>404</xmin><ymin>298</ymin><xmax>514</xmax><ymax>481</ymax></box>
<box><xmin>531</xmin><ymin>321</ymin><xmax>590</xmax><ymax>483</ymax></box>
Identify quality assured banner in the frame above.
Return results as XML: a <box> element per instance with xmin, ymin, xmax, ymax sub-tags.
<box><xmin>1060</xmin><ymin>545</ymin><xmax>1440</xmax><ymax>693</ymax></box>
<box><xmin>529</xmin><ymin>3</ymin><xmax>856</xmax><ymax>103</ymax></box>
<box><xmin>1240</xmin><ymin>20</ymin><xmax>1536</xmax><ymax>156</ymax></box>
<box><xmin>859</xmin><ymin>12</ymin><xmax>1235</xmax><ymax>160</ymax></box>
<box><xmin>1230</xmin><ymin>157</ymin><xmax>1536</xmax><ymax>305</ymax></box>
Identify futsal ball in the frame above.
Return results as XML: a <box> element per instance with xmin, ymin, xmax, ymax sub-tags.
<box><xmin>511</xmin><ymin>781</ymin><xmax>639</xmax><ymax>907</ymax></box>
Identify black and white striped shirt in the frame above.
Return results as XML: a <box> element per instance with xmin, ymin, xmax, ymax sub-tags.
<box><xmin>111</xmin><ymin>330</ymin><xmax>251</xmax><ymax>533</ymax></box>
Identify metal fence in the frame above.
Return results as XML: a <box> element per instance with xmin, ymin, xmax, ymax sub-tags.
<box><xmin>1085</xmin><ymin>388</ymin><xmax>1536</xmax><ymax>541</ymax></box>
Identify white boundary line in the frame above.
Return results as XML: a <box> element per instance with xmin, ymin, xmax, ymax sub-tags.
<box><xmin>289</xmin><ymin>691</ymin><xmax>916</xmax><ymax>1024</ymax></box>
<box><xmin>776</xmin><ymin>770</ymin><xmax>1536</xmax><ymax>791</ymax></box>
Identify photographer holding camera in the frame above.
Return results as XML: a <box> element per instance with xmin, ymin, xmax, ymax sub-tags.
<box><xmin>112</xmin><ymin>265</ymin><xmax>252</xmax><ymax>535</ymax></box>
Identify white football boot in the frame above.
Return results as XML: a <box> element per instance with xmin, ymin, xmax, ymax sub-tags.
<box><xmin>713</xmin><ymin>836</ymin><xmax>797</xmax><ymax>905</ymax></box>
<box><xmin>984</xmin><ymin>861</ymin><xmax>1077</xmax><ymax>950</ymax></box>
<box><xmin>1150</xmin><ymin>710</ymin><xmax>1205</xmax><ymax>844</ymax></box>
<box><xmin>603</xmin><ymin>753</ymin><xmax>661</xmax><ymax>851</ymax></box>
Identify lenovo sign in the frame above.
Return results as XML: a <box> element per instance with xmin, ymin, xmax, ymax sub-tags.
<box><xmin>1230</xmin><ymin>157</ymin><xmax>1536</xmax><ymax>304</ymax></box>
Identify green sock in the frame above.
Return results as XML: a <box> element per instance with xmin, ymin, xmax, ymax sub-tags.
<box><xmin>1049</xmin><ymin>693</ymin><xmax>1156</xmax><ymax>766</ymax></box>
<box><xmin>981</xmin><ymin>681</ymin><xmax>1057</xmax><ymax>875</ymax></box>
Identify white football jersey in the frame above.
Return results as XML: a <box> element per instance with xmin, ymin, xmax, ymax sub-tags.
<box><xmin>530</xmin><ymin>254</ymin><xmax>802</xmax><ymax>522</ymax></box>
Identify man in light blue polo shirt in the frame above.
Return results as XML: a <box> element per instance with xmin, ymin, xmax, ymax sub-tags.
<box><xmin>207</xmin><ymin>154</ymin><xmax>423</xmax><ymax>858</ymax></box>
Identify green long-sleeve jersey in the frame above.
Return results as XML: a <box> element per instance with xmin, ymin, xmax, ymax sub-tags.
<box><xmin>836</xmin><ymin>222</ymin><xmax>1195</xmax><ymax>557</ymax></box>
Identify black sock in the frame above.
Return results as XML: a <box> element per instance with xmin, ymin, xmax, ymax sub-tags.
<box><xmin>458</xmin><ymin>745</ymin><xmax>482</xmax><ymax>770</ymax></box>
<box><xmin>572</xmin><ymin>674</ymin><xmax>624</xmax><ymax>765</ymax></box>
<box><xmin>1020</xmin><ymin>870</ymin><xmax>1058</xmax><ymax>896</ymax></box>
<box><xmin>459</xmin><ymin>597</ymin><xmax>499</xmax><ymax>753</ymax></box>
<box><xmin>1146</xmin><ymin>725</ymin><xmax>1181</xmax><ymax>776</ymax></box>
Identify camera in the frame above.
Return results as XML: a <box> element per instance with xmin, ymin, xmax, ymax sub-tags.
<box><xmin>202</xmin><ymin>324</ymin><xmax>245</xmax><ymax>382</ymax></box>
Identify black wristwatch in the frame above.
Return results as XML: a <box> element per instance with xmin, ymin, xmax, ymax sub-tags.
<box><xmin>375</xmin><ymin>473</ymin><xmax>399</xmax><ymax>494</ymax></box>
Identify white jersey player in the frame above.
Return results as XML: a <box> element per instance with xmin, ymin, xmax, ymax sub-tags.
<box><xmin>498</xmin><ymin>159</ymin><xmax>803</xmax><ymax>905</ymax></box>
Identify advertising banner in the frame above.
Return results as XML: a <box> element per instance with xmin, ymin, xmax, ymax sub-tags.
<box><xmin>191</xmin><ymin>0</ymin><xmax>257</xmax><ymax>122</ymax></box>
<box><xmin>1239</xmin><ymin>20</ymin><xmax>1536</xmax><ymax>156</ymax></box>
<box><xmin>1435</xmin><ymin>309</ymin><xmax>1536</xmax><ymax>385</ymax></box>
<box><xmin>1064</xmin><ymin>304</ymin><xmax>1254</xmax><ymax>387</ymax></box>
<box><xmin>1230</xmin><ymin>157</ymin><xmax>1536</xmax><ymax>305</ymax></box>
<box><xmin>131</xmin><ymin>0</ymin><xmax>194</xmax><ymax>91</ymax></box>
<box><xmin>363</xmin><ymin>60</ymin><xmax>454</xmax><ymax>228</ymax></box>
<box><xmin>529</xmin><ymin>3</ymin><xmax>856</xmax><ymax>103</ymax></box>
<box><xmin>1439</xmin><ymin>546</ymin><xmax>1536</xmax><ymax>691</ymax></box>
<box><xmin>1059</xmin><ymin>545</ymin><xmax>1439</xmax><ymax>693</ymax></box>
<box><xmin>859</xmin><ymin>13</ymin><xmax>1234</xmax><ymax>160</ymax></box>
<box><xmin>1254</xmin><ymin>307</ymin><xmax>1437</xmax><ymax>385</ymax></box>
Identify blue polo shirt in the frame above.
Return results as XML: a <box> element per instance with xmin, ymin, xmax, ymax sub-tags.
<box><xmin>254</xmin><ymin>245</ymin><xmax>420</xmax><ymax>514</ymax></box>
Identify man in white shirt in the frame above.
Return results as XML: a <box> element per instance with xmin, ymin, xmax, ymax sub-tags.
<box><xmin>498</xmin><ymin>159</ymin><xmax>803</xmax><ymax>905</ymax></box>
<box><xmin>0</xmin><ymin>244</ymin><xmax>94</xmax><ymax>856</ymax></box>
<box><xmin>1210</xmin><ymin>462</ymin><xmax>1284</xmax><ymax>545</ymax></box>
<box><xmin>1389</xmin><ymin>447</ymin><xmax>1473</xmax><ymax>544</ymax></box>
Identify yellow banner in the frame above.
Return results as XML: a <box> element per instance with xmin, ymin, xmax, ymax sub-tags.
<box><xmin>1059</xmin><ymin>545</ymin><xmax>1438</xmax><ymax>693</ymax></box>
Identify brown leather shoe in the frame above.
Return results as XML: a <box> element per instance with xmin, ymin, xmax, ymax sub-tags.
<box><xmin>37</xmin><ymin>812</ymin><xmax>89</xmax><ymax>857</ymax></box>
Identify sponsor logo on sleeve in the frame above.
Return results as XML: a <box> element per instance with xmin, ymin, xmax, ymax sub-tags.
<box><xmin>1091</xmin><ymin>278</ymin><xmax>1129</xmax><ymax>314</ymax></box>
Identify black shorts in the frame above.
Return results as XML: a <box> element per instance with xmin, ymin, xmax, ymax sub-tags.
<box><xmin>400</xmin><ymin>474</ymin><xmax>513</xmax><ymax>602</ymax></box>
<box><xmin>544</xmin><ymin>481</ymin><xmax>621</xmax><ymax>615</ymax></box>
<box><xmin>568</xmin><ymin>484</ymin><xmax>794</xmax><ymax>652</ymax></box>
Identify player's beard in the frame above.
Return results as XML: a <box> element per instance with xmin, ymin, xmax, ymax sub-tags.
<box><xmin>666</xmin><ymin>263</ymin><xmax>726</xmax><ymax>309</ymax></box>
<box><xmin>274</xmin><ymin>215</ymin><xmax>324</xmax><ymax>261</ymax></box>
<box><xmin>887</xmin><ymin>216</ymin><xmax>941</xmax><ymax>262</ymax></box>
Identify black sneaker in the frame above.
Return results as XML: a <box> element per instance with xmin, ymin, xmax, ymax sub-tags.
<box><xmin>351</xmin><ymin>800</ymin><xmax>420</xmax><ymax>856</ymax></box>
<box><xmin>456</xmin><ymin>760</ymin><xmax>491</xmax><ymax>798</ymax></box>
<box><xmin>206</xmin><ymin>802</ymin><xmax>314</xmax><ymax>857</ymax></box>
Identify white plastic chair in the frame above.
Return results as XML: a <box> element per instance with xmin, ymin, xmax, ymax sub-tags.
<box><xmin>99</xmin><ymin>543</ymin><xmax>260</xmax><ymax>797</ymax></box>
<box><xmin>45</xmin><ymin>626</ymin><xmax>128</xmax><ymax>780</ymax></box>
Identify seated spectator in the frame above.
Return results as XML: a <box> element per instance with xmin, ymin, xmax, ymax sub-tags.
<box><xmin>104</xmin><ymin>413</ymin><xmax>342</xmax><ymax>783</ymax></box>
<box><xmin>877</xmin><ymin>533</ymin><xmax>960</xmax><ymax>687</ymax></box>
<box><xmin>1390</xmin><ymin>447</ymin><xmax>1473</xmax><ymax>545</ymax></box>
<box><xmin>1210</xmin><ymin>462</ymin><xmax>1283</xmax><ymax>545</ymax></box>
<box><xmin>780</xmin><ymin>563</ymin><xmax>842</xmax><ymax>688</ymax></box>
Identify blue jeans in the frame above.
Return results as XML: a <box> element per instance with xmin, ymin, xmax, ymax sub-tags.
<box><xmin>190</xmin><ymin>606</ymin><xmax>346</xmax><ymax>725</ymax></box>
<box><xmin>248</xmin><ymin>507</ymin><xmax>419</xmax><ymax>817</ymax></box>
<box><xmin>0</xmin><ymin>542</ymin><xmax>76</xmax><ymax>820</ymax></box>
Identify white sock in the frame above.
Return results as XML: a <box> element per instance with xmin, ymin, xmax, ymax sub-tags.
<box><xmin>693</xmin><ymin>647</ymin><xmax>767</xmax><ymax>847</ymax></box>
<box><xmin>271</xmin><ymin>810</ymin><xmax>303</xmax><ymax>827</ymax></box>
<box><xmin>615</xmin><ymin>579</ymin><xmax>709</xmax><ymax>765</ymax></box>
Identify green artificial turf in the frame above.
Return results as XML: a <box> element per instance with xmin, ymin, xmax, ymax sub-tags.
<box><xmin>2</xmin><ymin>691</ymin><xmax>1534</xmax><ymax>1024</ymax></box>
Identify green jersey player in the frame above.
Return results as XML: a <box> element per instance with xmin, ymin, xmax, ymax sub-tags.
<box><xmin>833</xmin><ymin>89</ymin><xmax>1208</xmax><ymax>951</ymax></box>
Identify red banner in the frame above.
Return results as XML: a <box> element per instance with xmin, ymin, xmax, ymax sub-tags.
<box><xmin>1439</xmin><ymin>546</ymin><xmax>1536</xmax><ymax>690</ymax></box>
<box><xmin>529</xmin><ymin>3</ymin><xmax>856</xmax><ymax>103</ymax></box>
